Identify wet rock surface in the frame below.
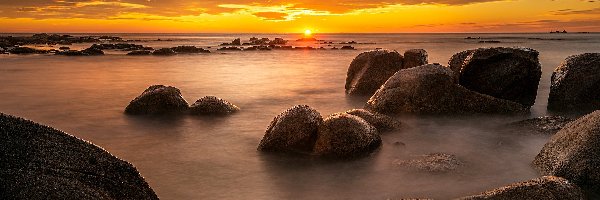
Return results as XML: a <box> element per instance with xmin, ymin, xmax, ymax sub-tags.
<box><xmin>458</xmin><ymin>176</ymin><xmax>585</xmax><ymax>200</ymax></box>
<box><xmin>508</xmin><ymin>116</ymin><xmax>573</xmax><ymax>135</ymax></box>
<box><xmin>189</xmin><ymin>96</ymin><xmax>240</xmax><ymax>115</ymax></box>
<box><xmin>258</xmin><ymin>105</ymin><xmax>323</xmax><ymax>154</ymax></box>
<box><xmin>344</xmin><ymin>109</ymin><xmax>401</xmax><ymax>132</ymax></box>
<box><xmin>403</xmin><ymin>49</ymin><xmax>428</xmax><ymax>69</ymax></box>
<box><xmin>313</xmin><ymin>113</ymin><xmax>381</xmax><ymax>159</ymax></box>
<box><xmin>345</xmin><ymin>50</ymin><xmax>404</xmax><ymax>96</ymax></box>
<box><xmin>124</xmin><ymin>85</ymin><xmax>189</xmax><ymax>115</ymax></box>
<box><xmin>0</xmin><ymin>113</ymin><xmax>158</xmax><ymax>200</ymax></box>
<box><xmin>548</xmin><ymin>53</ymin><xmax>600</xmax><ymax>112</ymax></box>
<box><xmin>394</xmin><ymin>153</ymin><xmax>462</xmax><ymax>173</ymax></box>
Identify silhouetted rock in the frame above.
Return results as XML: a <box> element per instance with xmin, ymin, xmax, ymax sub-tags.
<box><xmin>124</xmin><ymin>85</ymin><xmax>189</xmax><ymax>115</ymax></box>
<box><xmin>258</xmin><ymin>105</ymin><xmax>323</xmax><ymax>154</ymax></box>
<box><xmin>127</xmin><ymin>50</ymin><xmax>152</xmax><ymax>56</ymax></box>
<box><xmin>170</xmin><ymin>46</ymin><xmax>210</xmax><ymax>53</ymax></box>
<box><xmin>55</xmin><ymin>47</ymin><xmax>104</xmax><ymax>56</ymax></box>
<box><xmin>366</xmin><ymin>64</ymin><xmax>527</xmax><ymax>114</ymax></box>
<box><xmin>90</xmin><ymin>43</ymin><xmax>146</xmax><ymax>51</ymax></box>
<box><xmin>152</xmin><ymin>48</ymin><xmax>176</xmax><ymax>56</ymax></box>
<box><xmin>458</xmin><ymin>176</ymin><xmax>585</xmax><ymax>200</ymax></box>
<box><xmin>217</xmin><ymin>47</ymin><xmax>243</xmax><ymax>51</ymax></box>
<box><xmin>313</xmin><ymin>113</ymin><xmax>381</xmax><ymax>159</ymax></box>
<box><xmin>448</xmin><ymin>47</ymin><xmax>542</xmax><ymax>107</ymax></box>
<box><xmin>403</xmin><ymin>49</ymin><xmax>428</xmax><ymax>68</ymax></box>
<box><xmin>344</xmin><ymin>109</ymin><xmax>401</xmax><ymax>132</ymax></box>
<box><xmin>345</xmin><ymin>50</ymin><xmax>404</xmax><ymax>96</ymax></box>
<box><xmin>189</xmin><ymin>96</ymin><xmax>240</xmax><ymax>115</ymax></box>
<box><xmin>547</xmin><ymin>53</ymin><xmax>600</xmax><ymax>112</ymax></box>
<box><xmin>340</xmin><ymin>46</ymin><xmax>355</xmax><ymax>50</ymax></box>
<box><xmin>508</xmin><ymin>116</ymin><xmax>573</xmax><ymax>135</ymax></box>
<box><xmin>394</xmin><ymin>153</ymin><xmax>462</xmax><ymax>173</ymax></box>
<box><xmin>448</xmin><ymin>49</ymin><xmax>474</xmax><ymax>73</ymax></box>
<box><xmin>8</xmin><ymin>47</ymin><xmax>48</xmax><ymax>54</ymax></box>
<box><xmin>296</xmin><ymin>38</ymin><xmax>317</xmax><ymax>42</ymax></box>
<box><xmin>0</xmin><ymin>113</ymin><xmax>159</xmax><ymax>200</ymax></box>
<box><xmin>534</xmin><ymin>110</ymin><xmax>600</xmax><ymax>194</ymax></box>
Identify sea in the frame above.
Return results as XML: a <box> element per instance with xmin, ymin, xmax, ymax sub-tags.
<box><xmin>1</xmin><ymin>33</ymin><xmax>600</xmax><ymax>199</ymax></box>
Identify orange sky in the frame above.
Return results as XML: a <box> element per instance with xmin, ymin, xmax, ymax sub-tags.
<box><xmin>0</xmin><ymin>0</ymin><xmax>599</xmax><ymax>33</ymax></box>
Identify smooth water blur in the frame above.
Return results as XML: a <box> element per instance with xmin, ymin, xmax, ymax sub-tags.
<box><xmin>1</xmin><ymin>33</ymin><xmax>600</xmax><ymax>199</ymax></box>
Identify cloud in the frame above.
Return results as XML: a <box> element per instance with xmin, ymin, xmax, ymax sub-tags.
<box><xmin>551</xmin><ymin>7</ymin><xmax>600</xmax><ymax>15</ymax></box>
<box><xmin>253</xmin><ymin>12</ymin><xmax>289</xmax><ymax>21</ymax></box>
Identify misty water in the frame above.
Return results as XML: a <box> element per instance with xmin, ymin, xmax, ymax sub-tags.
<box><xmin>1</xmin><ymin>33</ymin><xmax>600</xmax><ymax>199</ymax></box>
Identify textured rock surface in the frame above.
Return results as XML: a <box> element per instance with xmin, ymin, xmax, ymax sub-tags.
<box><xmin>394</xmin><ymin>153</ymin><xmax>462</xmax><ymax>173</ymax></box>
<box><xmin>345</xmin><ymin>50</ymin><xmax>404</xmax><ymax>96</ymax></box>
<box><xmin>548</xmin><ymin>53</ymin><xmax>600</xmax><ymax>112</ymax></box>
<box><xmin>124</xmin><ymin>85</ymin><xmax>189</xmax><ymax>115</ymax></box>
<box><xmin>366</xmin><ymin>64</ymin><xmax>527</xmax><ymax>114</ymax></box>
<box><xmin>508</xmin><ymin>116</ymin><xmax>573</xmax><ymax>135</ymax></box>
<box><xmin>258</xmin><ymin>105</ymin><xmax>323</xmax><ymax>154</ymax></box>
<box><xmin>344</xmin><ymin>109</ymin><xmax>401</xmax><ymax>132</ymax></box>
<box><xmin>313</xmin><ymin>113</ymin><xmax>381</xmax><ymax>158</ymax></box>
<box><xmin>189</xmin><ymin>96</ymin><xmax>240</xmax><ymax>115</ymax></box>
<box><xmin>458</xmin><ymin>176</ymin><xmax>585</xmax><ymax>200</ymax></box>
<box><xmin>403</xmin><ymin>49</ymin><xmax>428</xmax><ymax>69</ymax></box>
<box><xmin>0</xmin><ymin>113</ymin><xmax>158</xmax><ymax>200</ymax></box>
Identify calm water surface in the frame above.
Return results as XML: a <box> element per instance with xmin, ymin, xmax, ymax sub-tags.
<box><xmin>1</xmin><ymin>33</ymin><xmax>600</xmax><ymax>199</ymax></box>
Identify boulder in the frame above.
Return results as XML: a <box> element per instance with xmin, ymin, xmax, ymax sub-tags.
<box><xmin>448</xmin><ymin>47</ymin><xmax>542</xmax><ymax>107</ymax></box>
<box><xmin>81</xmin><ymin>47</ymin><xmax>104</xmax><ymax>56</ymax></box>
<box><xmin>189</xmin><ymin>96</ymin><xmax>240</xmax><ymax>115</ymax></box>
<box><xmin>345</xmin><ymin>50</ymin><xmax>404</xmax><ymax>96</ymax></box>
<box><xmin>547</xmin><ymin>53</ymin><xmax>600</xmax><ymax>112</ymax></box>
<box><xmin>170</xmin><ymin>46</ymin><xmax>210</xmax><ymax>54</ymax></box>
<box><xmin>258</xmin><ymin>105</ymin><xmax>323</xmax><ymax>154</ymax></box>
<box><xmin>9</xmin><ymin>47</ymin><xmax>48</xmax><ymax>54</ymax></box>
<box><xmin>448</xmin><ymin>49</ymin><xmax>474</xmax><ymax>74</ymax></box>
<box><xmin>403</xmin><ymin>49</ymin><xmax>428</xmax><ymax>68</ymax></box>
<box><xmin>458</xmin><ymin>176</ymin><xmax>585</xmax><ymax>200</ymax></box>
<box><xmin>124</xmin><ymin>85</ymin><xmax>189</xmax><ymax>115</ymax></box>
<box><xmin>508</xmin><ymin>116</ymin><xmax>573</xmax><ymax>135</ymax></box>
<box><xmin>127</xmin><ymin>50</ymin><xmax>152</xmax><ymax>56</ymax></box>
<box><xmin>366</xmin><ymin>64</ymin><xmax>527</xmax><ymax>114</ymax></box>
<box><xmin>0</xmin><ymin>113</ymin><xmax>158</xmax><ymax>200</ymax></box>
<box><xmin>344</xmin><ymin>109</ymin><xmax>401</xmax><ymax>131</ymax></box>
<box><xmin>533</xmin><ymin>110</ymin><xmax>600</xmax><ymax>193</ymax></box>
<box><xmin>394</xmin><ymin>153</ymin><xmax>462</xmax><ymax>173</ymax></box>
<box><xmin>152</xmin><ymin>48</ymin><xmax>176</xmax><ymax>56</ymax></box>
<box><xmin>313</xmin><ymin>113</ymin><xmax>381</xmax><ymax>158</ymax></box>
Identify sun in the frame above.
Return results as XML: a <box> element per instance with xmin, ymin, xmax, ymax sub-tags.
<box><xmin>304</xmin><ymin>30</ymin><xmax>312</xmax><ymax>37</ymax></box>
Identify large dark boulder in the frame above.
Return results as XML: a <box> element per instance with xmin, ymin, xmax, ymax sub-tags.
<box><xmin>394</xmin><ymin>153</ymin><xmax>462</xmax><ymax>173</ymax></box>
<box><xmin>547</xmin><ymin>53</ymin><xmax>600</xmax><ymax>112</ymax></box>
<box><xmin>0</xmin><ymin>113</ymin><xmax>158</xmax><ymax>200</ymax></box>
<box><xmin>366</xmin><ymin>64</ymin><xmax>527</xmax><ymax>114</ymax></box>
<box><xmin>189</xmin><ymin>96</ymin><xmax>239</xmax><ymax>115</ymax></box>
<box><xmin>403</xmin><ymin>49</ymin><xmax>428</xmax><ymax>69</ymax></box>
<box><xmin>533</xmin><ymin>110</ymin><xmax>600</xmax><ymax>194</ymax></box>
<box><xmin>313</xmin><ymin>113</ymin><xmax>381</xmax><ymax>159</ymax></box>
<box><xmin>448</xmin><ymin>47</ymin><xmax>542</xmax><ymax>107</ymax></box>
<box><xmin>344</xmin><ymin>109</ymin><xmax>401</xmax><ymax>132</ymax></box>
<box><xmin>458</xmin><ymin>176</ymin><xmax>585</xmax><ymax>200</ymax></box>
<box><xmin>345</xmin><ymin>50</ymin><xmax>404</xmax><ymax>96</ymax></box>
<box><xmin>124</xmin><ymin>85</ymin><xmax>189</xmax><ymax>115</ymax></box>
<box><xmin>257</xmin><ymin>105</ymin><xmax>323</xmax><ymax>154</ymax></box>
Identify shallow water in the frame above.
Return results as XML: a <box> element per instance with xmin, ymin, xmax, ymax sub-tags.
<box><xmin>1</xmin><ymin>33</ymin><xmax>600</xmax><ymax>199</ymax></box>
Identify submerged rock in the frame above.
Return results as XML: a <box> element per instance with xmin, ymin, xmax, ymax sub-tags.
<box><xmin>55</xmin><ymin>47</ymin><xmax>104</xmax><ymax>56</ymax></box>
<box><xmin>189</xmin><ymin>96</ymin><xmax>240</xmax><ymax>115</ymax></box>
<box><xmin>0</xmin><ymin>113</ymin><xmax>158</xmax><ymax>200</ymax></box>
<box><xmin>533</xmin><ymin>110</ymin><xmax>600</xmax><ymax>193</ymax></box>
<box><xmin>170</xmin><ymin>46</ymin><xmax>210</xmax><ymax>54</ymax></box>
<box><xmin>547</xmin><ymin>53</ymin><xmax>600</xmax><ymax>112</ymax></box>
<box><xmin>345</xmin><ymin>50</ymin><xmax>404</xmax><ymax>96</ymax></box>
<box><xmin>458</xmin><ymin>176</ymin><xmax>585</xmax><ymax>200</ymax></box>
<box><xmin>344</xmin><ymin>109</ymin><xmax>401</xmax><ymax>132</ymax></box>
<box><xmin>9</xmin><ymin>47</ymin><xmax>48</xmax><ymax>54</ymax></box>
<box><xmin>124</xmin><ymin>85</ymin><xmax>189</xmax><ymax>115</ymax></box>
<box><xmin>508</xmin><ymin>116</ymin><xmax>573</xmax><ymax>135</ymax></box>
<box><xmin>152</xmin><ymin>48</ymin><xmax>176</xmax><ymax>56</ymax></box>
<box><xmin>127</xmin><ymin>50</ymin><xmax>152</xmax><ymax>56</ymax></box>
<box><xmin>403</xmin><ymin>49</ymin><xmax>428</xmax><ymax>69</ymax></box>
<box><xmin>313</xmin><ymin>113</ymin><xmax>381</xmax><ymax>159</ymax></box>
<box><xmin>394</xmin><ymin>153</ymin><xmax>462</xmax><ymax>173</ymax></box>
<box><xmin>258</xmin><ymin>105</ymin><xmax>323</xmax><ymax>154</ymax></box>
<box><xmin>366</xmin><ymin>64</ymin><xmax>527</xmax><ymax>114</ymax></box>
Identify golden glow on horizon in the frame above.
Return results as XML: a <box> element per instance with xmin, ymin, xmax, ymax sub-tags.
<box><xmin>304</xmin><ymin>30</ymin><xmax>312</xmax><ymax>37</ymax></box>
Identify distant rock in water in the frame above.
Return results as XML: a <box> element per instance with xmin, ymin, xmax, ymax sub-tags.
<box><xmin>533</xmin><ymin>110</ymin><xmax>600</xmax><ymax>194</ymax></box>
<box><xmin>0</xmin><ymin>113</ymin><xmax>158</xmax><ymax>200</ymax></box>
<box><xmin>344</xmin><ymin>109</ymin><xmax>401</xmax><ymax>132</ymax></box>
<box><xmin>152</xmin><ymin>48</ymin><xmax>176</xmax><ymax>56</ymax></box>
<box><xmin>189</xmin><ymin>96</ymin><xmax>240</xmax><ymax>115</ymax></box>
<box><xmin>8</xmin><ymin>47</ymin><xmax>48</xmax><ymax>54</ymax></box>
<box><xmin>258</xmin><ymin>105</ymin><xmax>323</xmax><ymax>154</ymax></box>
<box><xmin>394</xmin><ymin>153</ymin><xmax>462</xmax><ymax>173</ymax></box>
<box><xmin>125</xmin><ymin>85</ymin><xmax>189</xmax><ymax>115</ymax></box>
<box><xmin>313</xmin><ymin>113</ymin><xmax>381</xmax><ymax>159</ymax></box>
<box><xmin>403</xmin><ymin>49</ymin><xmax>428</xmax><ymax>69</ymax></box>
<box><xmin>170</xmin><ymin>46</ymin><xmax>210</xmax><ymax>54</ymax></box>
<box><xmin>366</xmin><ymin>64</ymin><xmax>527</xmax><ymax>114</ymax></box>
<box><xmin>547</xmin><ymin>53</ymin><xmax>600</xmax><ymax>112</ymax></box>
<box><xmin>458</xmin><ymin>176</ymin><xmax>585</xmax><ymax>200</ymax></box>
<box><xmin>345</xmin><ymin>50</ymin><xmax>404</xmax><ymax>96</ymax></box>
<box><xmin>127</xmin><ymin>50</ymin><xmax>152</xmax><ymax>56</ymax></box>
<box><xmin>448</xmin><ymin>47</ymin><xmax>542</xmax><ymax>107</ymax></box>
<box><xmin>55</xmin><ymin>47</ymin><xmax>104</xmax><ymax>56</ymax></box>
<box><xmin>508</xmin><ymin>116</ymin><xmax>573</xmax><ymax>135</ymax></box>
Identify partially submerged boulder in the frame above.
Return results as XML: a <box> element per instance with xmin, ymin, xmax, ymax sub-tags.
<box><xmin>257</xmin><ymin>105</ymin><xmax>323</xmax><ymax>154</ymax></box>
<box><xmin>508</xmin><ymin>116</ymin><xmax>573</xmax><ymax>135</ymax></box>
<box><xmin>547</xmin><ymin>53</ymin><xmax>600</xmax><ymax>112</ymax></box>
<box><xmin>313</xmin><ymin>113</ymin><xmax>381</xmax><ymax>159</ymax></box>
<box><xmin>403</xmin><ymin>49</ymin><xmax>428</xmax><ymax>69</ymax></box>
<box><xmin>345</xmin><ymin>50</ymin><xmax>404</xmax><ymax>96</ymax></box>
<box><xmin>0</xmin><ymin>113</ymin><xmax>158</xmax><ymax>200</ymax></box>
<box><xmin>152</xmin><ymin>48</ymin><xmax>176</xmax><ymax>56</ymax></box>
<box><xmin>533</xmin><ymin>110</ymin><xmax>600</xmax><ymax>193</ymax></box>
<box><xmin>127</xmin><ymin>50</ymin><xmax>152</xmax><ymax>56</ymax></box>
<box><xmin>170</xmin><ymin>46</ymin><xmax>210</xmax><ymax>54</ymax></box>
<box><xmin>344</xmin><ymin>109</ymin><xmax>401</xmax><ymax>131</ymax></box>
<box><xmin>124</xmin><ymin>85</ymin><xmax>189</xmax><ymax>115</ymax></box>
<box><xmin>366</xmin><ymin>64</ymin><xmax>527</xmax><ymax>114</ymax></box>
<box><xmin>394</xmin><ymin>153</ymin><xmax>462</xmax><ymax>173</ymax></box>
<box><xmin>458</xmin><ymin>176</ymin><xmax>585</xmax><ymax>200</ymax></box>
<box><xmin>189</xmin><ymin>96</ymin><xmax>240</xmax><ymax>115</ymax></box>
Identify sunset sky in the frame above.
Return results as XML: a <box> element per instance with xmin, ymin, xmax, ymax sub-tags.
<box><xmin>0</xmin><ymin>0</ymin><xmax>598</xmax><ymax>33</ymax></box>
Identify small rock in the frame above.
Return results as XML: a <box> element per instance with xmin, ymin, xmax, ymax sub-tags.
<box><xmin>152</xmin><ymin>48</ymin><xmax>176</xmax><ymax>56</ymax></box>
<box><xmin>508</xmin><ymin>116</ymin><xmax>573</xmax><ymax>135</ymax></box>
<box><xmin>124</xmin><ymin>85</ymin><xmax>189</xmax><ymax>115</ymax></box>
<box><xmin>313</xmin><ymin>113</ymin><xmax>381</xmax><ymax>159</ymax></box>
<box><xmin>127</xmin><ymin>50</ymin><xmax>152</xmax><ymax>56</ymax></box>
<box><xmin>189</xmin><ymin>96</ymin><xmax>240</xmax><ymax>115</ymax></box>
<box><xmin>394</xmin><ymin>153</ymin><xmax>462</xmax><ymax>173</ymax></box>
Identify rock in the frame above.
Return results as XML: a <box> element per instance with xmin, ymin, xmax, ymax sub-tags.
<box><xmin>508</xmin><ymin>116</ymin><xmax>573</xmax><ymax>135</ymax></box>
<box><xmin>232</xmin><ymin>38</ymin><xmax>241</xmax><ymax>45</ymax></box>
<box><xmin>313</xmin><ymin>113</ymin><xmax>381</xmax><ymax>158</ymax></box>
<box><xmin>366</xmin><ymin>64</ymin><xmax>527</xmax><ymax>114</ymax></box>
<box><xmin>127</xmin><ymin>50</ymin><xmax>152</xmax><ymax>56</ymax></box>
<box><xmin>448</xmin><ymin>47</ymin><xmax>542</xmax><ymax>107</ymax></box>
<box><xmin>394</xmin><ymin>153</ymin><xmax>462</xmax><ymax>173</ymax></box>
<box><xmin>344</xmin><ymin>109</ymin><xmax>401</xmax><ymax>131</ymax></box>
<box><xmin>533</xmin><ymin>110</ymin><xmax>600</xmax><ymax>193</ymax></box>
<box><xmin>547</xmin><ymin>53</ymin><xmax>600</xmax><ymax>112</ymax></box>
<box><xmin>217</xmin><ymin>47</ymin><xmax>243</xmax><ymax>51</ymax></box>
<box><xmin>124</xmin><ymin>85</ymin><xmax>189</xmax><ymax>115</ymax></box>
<box><xmin>189</xmin><ymin>96</ymin><xmax>240</xmax><ymax>115</ymax></box>
<box><xmin>403</xmin><ymin>49</ymin><xmax>428</xmax><ymax>68</ymax></box>
<box><xmin>0</xmin><ymin>113</ymin><xmax>158</xmax><ymax>200</ymax></box>
<box><xmin>340</xmin><ymin>46</ymin><xmax>355</xmax><ymax>50</ymax></box>
<box><xmin>81</xmin><ymin>47</ymin><xmax>104</xmax><ymax>56</ymax></box>
<box><xmin>345</xmin><ymin>50</ymin><xmax>404</xmax><ymax>96</ymax></box>
<box><xmin>458</xmin><ymin>176</ymin><xmax>585</xmax><ymax>200</ymax></box>
<box><xmin>170</xmin><ymin>46</ymin><xmax>210</xmax><ymax>54</ymax></box>
<box><xmin>8</xmin><ymin>47</ymin><xmax>48</xmax><ymax>54</ymax></box>
<box><xmin>152</xmin><ymin>48</ymin><xmax>176</xmax><ymax>56</ymax></box>
<box><xmin>258</xmin><ymin>105</ymin><xmax>323</xmax><ymax>154</ymax></box>
<box><xmin>448</xmin><ymin>49</ymin><xmax>474</xmax><ymax>74</ymax></box>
